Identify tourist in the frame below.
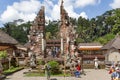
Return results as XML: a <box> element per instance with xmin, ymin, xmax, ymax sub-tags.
<box><xmin>52</xmin><ymin>47</ymin><xmax>56</xmax><ymax>58</ymax></box>
<box><xmin>48</xmin><ymin>49</ymin><xmax>52</xmax><ymax>56</ymax></box>
<box><xmin>116</xmin><ymin>67</ymin><xmax>120</xmax><ymax>80</ymax></box>
<box><xmin>94</xmin><ymin>57</ymin><xmax>99</xmax><ymax>69</ymax></box>
<box><xmin>111</xmin><ymin>67</ymin><xmax>120</xmax><ymax>80</ymax></box>
<box><xmin>109</xmin><ymin>66</ymin><xmax>115</xmax><ymax>74</ymax></box>
<box><xmin>44</xmin><ymin>61</ymin><xmax>51</xmax><ymax>80</ymax></box>
<box><xmin>74</xmin><ymin>64</ymin><xmax>81</xmax><ymax>78</ymax></box>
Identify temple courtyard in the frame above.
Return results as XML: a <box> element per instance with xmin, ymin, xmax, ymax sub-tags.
<box><xmin>5</xmin><ymin>69</ymin><xmax>111</xmax><ymax>80</ymax></box>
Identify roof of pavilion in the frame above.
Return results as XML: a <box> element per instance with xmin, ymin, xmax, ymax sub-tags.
<box><xmin>16</xmin><ymin>44</ymin><xmax>27</xmax><ymax>51</ymax></box>
<box><xmin>0</xmin><ymin>29</ymin><xmax>19</xmax><ymax>50</ymax></box>
<box><xmin>78</xmin><ymin>43</ymin><xmax>103</xmax><ymax>50</ymax></box>
<box><xmin>24</xmin><ymin>42</ymin><xmax>31</xmax><ymax>49</ymax></box>
<box><xmin>101</xmin><ymin>35</ymin><xmax>120</xmax><ymax>49</ymax></box>
<box><xmin>0</xmin><ymin>29</ymin><xmax>18</xmax><ymax>45</ymax></box>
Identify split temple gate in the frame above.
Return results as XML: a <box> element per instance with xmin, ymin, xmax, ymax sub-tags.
<box><xmin>27</xmin><ymin>0</ymin><xmax>81</xmax><ymax>65</ymax></box>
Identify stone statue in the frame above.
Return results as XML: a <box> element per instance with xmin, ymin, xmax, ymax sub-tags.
<box><xmin>29</xmin><ymin>51</ymin><xmax>36</xmax><ymax>68</ymax></box>
<box><xmin>94</xmin><ymin>57</ymin><xmax>99</xmax><ymax>69</ymax></box>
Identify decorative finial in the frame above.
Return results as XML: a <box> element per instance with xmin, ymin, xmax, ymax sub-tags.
<box><xmin>61</xmin><ymin>0</ymin><xmax>64</xmax><ymax>5</ymax></box>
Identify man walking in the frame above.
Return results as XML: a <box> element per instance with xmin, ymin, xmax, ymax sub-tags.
<box><xmin>44</xmin><ymin>61</ymin><xmax>51</xmax><ymax>80</ymax></box>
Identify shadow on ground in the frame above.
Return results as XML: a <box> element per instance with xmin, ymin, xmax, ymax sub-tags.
<box><xmin>50</xmin><ymin>78</ymin><xmax>57</xmax><ymax>80</ymax></box>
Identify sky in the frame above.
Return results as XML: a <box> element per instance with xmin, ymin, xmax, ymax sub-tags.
<box><xmin>0</xmin><ymin>0</ymin><xmax>120</xmax><ymax>27</ymax></box>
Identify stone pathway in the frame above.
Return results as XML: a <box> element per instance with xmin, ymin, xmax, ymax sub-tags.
<box><xmin>5</xmin><ymin>69</ymin><xmax>111</xmax><ymax>80</ymax></box>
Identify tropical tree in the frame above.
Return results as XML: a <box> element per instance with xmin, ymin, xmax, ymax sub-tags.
<box><xmin>1</xmin><ymin>20</ymin><xmax>31</xmax><ymax>44</ymax></box>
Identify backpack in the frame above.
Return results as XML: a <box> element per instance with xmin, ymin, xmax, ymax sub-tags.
<box><xmin>45</xmin><ymin>64</ymin><xmax>51</xmax><ymax>70</ymax></box>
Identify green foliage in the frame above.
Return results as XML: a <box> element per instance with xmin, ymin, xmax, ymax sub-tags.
<box><xmin>45</xmin><ymin>32</ymin><xmax>52</xmax><ymax>39</ymax></box>
<box><xmin>45</xmin><ymin>21</ymin><xmax>59</xmax><ymax>39</ymax></box>
<box><xmin>48</xmin><ymin>61</ymin><xmax>59</xmax><ymax>69</ymax></box>
<box><xmin>95</xmin><ymin>33</ymin><xmax>115</xmax><ymax>44</ymax></box>
<box><xmin>1</xmin><ymin>21</ymin><xmax>31</xmax><ymax>44</ymax></box>
<box><xmin>76</xmin><ymin>8</ymin><xmax>120</xmax><ymax>43</ymax></box>
<box><xmin>37</xmin><ymin>59</ymin><xmax>44</xmax><ymax>65</ymax></box>
<box><xmin>112</xmin><ymin>23</ymin><xmax>120</xmax><ymax>34</ymax></box>
<box><xmin>25</xmin><ymin>72</ymin><xmax>71</xmax><ymax>77</ymax></box>
<box><xmin>0</xmin><ymin>51</ymin><xmax>7</xmax><ymax>59</ymax></box>
<box><xmin>3</xmin><ymin>67</ymin><xmax>23</xmax><ymax>74</ymax></box>
<box><xmin>48</xmin><ymin>61</ymin><xmax>61</xmax><ymax>74</ymax></box>
<box><xmin>76</xmin><ymin>38</ymin><xmax>84</xmax><ymax>43</ymax></box>
<box><xmin>95</xmin><ymin>37</ymin><xmax>107</xmax><ymax>44</ymax></box>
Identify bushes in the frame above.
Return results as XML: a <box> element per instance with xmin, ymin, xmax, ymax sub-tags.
<box><xmin>37</xmin><ymin>59</ymin><xmax>44</xmax><ymax>65</ymax></box>
<box><xmin>48</xmin><ymin>61</ymin><xmax>62</xmax><ymax>74</ymax></box>
<box><xmin>10</xmin><ymin>57</ymin><xmax>17</xmax><ymax>67</ymax></box>
<box><xmin>0</xmin><ymin>51</ymin><xmax>7</xmax><ymax>59</ymax></box>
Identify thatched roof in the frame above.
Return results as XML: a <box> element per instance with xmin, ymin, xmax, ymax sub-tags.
<box><xmin>0</xmin><ymin>29</ymin><xmax>18</xmax><ymax>44</ymax></box>
<box><xmin>78</xmin><ymin>43</ymin><xmax>102</xmax><ymax>46</ymax></box>
<box><xmin>101</xmin><ymin>35</ymin><xmax>120</xmax><ymax>49</ymax></box>
<box><xmin>24</xmin><ymin>42</ymin><xmax>31</xmax><ymax>48</ymax></box>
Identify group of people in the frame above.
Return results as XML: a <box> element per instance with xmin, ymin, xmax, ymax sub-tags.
<box><xmin>109</xmin><ymin>63</ymin><xmax>120</xmax><ymax>80</ymax></box>
<box><xmin>46</xmin><ymin>47</ymin><xmax>60</xmax><ymax>58</ymax></box>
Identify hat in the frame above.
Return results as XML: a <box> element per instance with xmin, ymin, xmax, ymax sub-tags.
<box><xmin>115</xmin><ymin>67</ymin><xmax>120</xmax><ymax>71</ymax></box>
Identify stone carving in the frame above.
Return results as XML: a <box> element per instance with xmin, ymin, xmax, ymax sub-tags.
<box><xmin>28</xmin><ymin>6</ymin><xmax>45</xmax><ymax>57</ymax></box>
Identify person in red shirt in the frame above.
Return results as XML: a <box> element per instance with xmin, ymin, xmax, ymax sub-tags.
<box><xmin>74</xmin><ymin>64</ymin><xmax>81</xmax><ymax>78</ymax></box>
<box><xmin>76</xmin><ymin>64</ymin><xmax>81</xmax><ymax>71</ymax></box>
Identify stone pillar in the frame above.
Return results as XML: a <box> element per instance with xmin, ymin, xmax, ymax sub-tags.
<box><xmin>61</xmin><ymin>33</ymin><xmax>64</xmax><ymax>55</ymax></box>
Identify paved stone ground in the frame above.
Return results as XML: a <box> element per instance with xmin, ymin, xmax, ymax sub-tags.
<box><xmin>4</xmin><ymin>69</ymin><xmax>111</xmax><ymax>80</ymax></box>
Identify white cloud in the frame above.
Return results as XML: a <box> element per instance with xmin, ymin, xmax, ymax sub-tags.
<box><xmin>43</xmin><ymin>0</ymin><xmax>54</xmax><ymax>19</ymax></box>
<box><xmin>13</xmin><ymin>0</ymin><xmax>41</xmax><ymax>14</ymax></box>
<box><xmin>63</xmin><ymin>0</ymin><xmax>88</xmax><ymax>19</ymax></box>
<box><xmin>65</xmin><ymin>5</ymin><xmax>79</xmax><ymax>19</ymax></box>
<box><xmin>110</xmin><ymin>0</ymin><xmax>120</xmax><ymax>9</ymax></box>
<box><xmin>0</xmin><ymin>0</ymin><xmax>41</xmax><ymax>23</ymax></box>
<box><xmin>0</xmin><ymin>6</ymin><xmax>20</xmax><ymax>23</ymax></box>
<box><xmin>0</xmin><ymin>0</ymin><xmax>89</xmax><ymax>23</ymax></box>
<box><xmin>51</xmin><ymin>4</ymin><xmax>60</xmax><ymax>20</ymax></box>
<box><xmin>75</xmin><ymin>0</ymin><xmax>101</xmax><ymax>8</ymax></box>
<box><xmin>79</xmin><ymin>12</ymin><xmax>88</xmax><ymax>19</ymax></box>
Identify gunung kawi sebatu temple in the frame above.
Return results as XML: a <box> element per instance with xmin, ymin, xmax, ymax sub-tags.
<box><xmin>24</xmin><ymin>0</ymin><xmax>120</xmax><ymax>69</ymax></box>
<box><xmin>25</xmin><ymin>0</ymin><xmax>81</xmax><ymax>67</ymax></box>
<box><xmin>1</xmin><ymin>0</ymin><xmax>120</xmax><ymax>80</ymax></box>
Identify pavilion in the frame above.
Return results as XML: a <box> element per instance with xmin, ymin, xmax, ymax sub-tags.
<box><xmin>78</xmin><ymin>43</ymin><xmax>105</xmax><ymax>64</ymax></box>
<box><xmin>0</xmin><ymin>29</ymin><xmax>18</xmax><ymax>52</ymax></box>
<box><xmin>101</xmin><ymin>35</ymin><xmax>120</xmax><ymax>64</ymax></box>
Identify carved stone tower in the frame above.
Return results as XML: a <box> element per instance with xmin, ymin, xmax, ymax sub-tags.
<box><xmin>28</xmin><ymin>6</ymin><xmax>45</xmax><ymax>57</ymax></box>
<box><xmin>60</xmin><ymin>0</ymin><xmax>70</xmax><ymax>55</ymax></box>
<box><xmin>60</xmin><ymin>0</ymin><xmax>77</xmax><ymax>60</ymax></box>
